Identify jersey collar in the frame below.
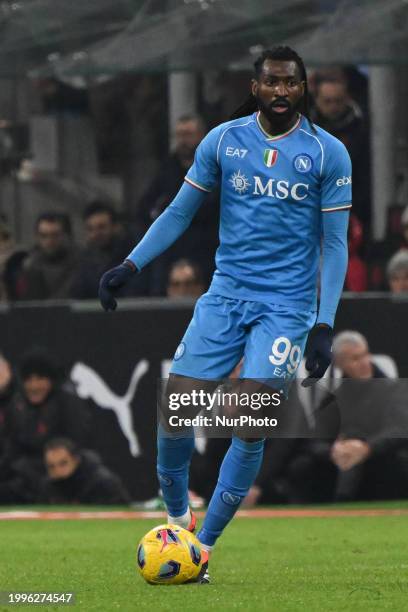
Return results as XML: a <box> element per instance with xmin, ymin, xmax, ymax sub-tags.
<box><xmin>255</xmin><ymin>112</ymin><xmax>302</xmax><ymax>141</ymax></box>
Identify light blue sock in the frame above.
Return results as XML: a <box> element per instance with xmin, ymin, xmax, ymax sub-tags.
<box><xmin>198</xmin><ymin>437</ymin><xmax>264</xmax><ymax>547</ymax></box>
<box><xmin>157</xmin><ymin>425</ymin><xmax>195</xmax><ymax>517</ymax></box>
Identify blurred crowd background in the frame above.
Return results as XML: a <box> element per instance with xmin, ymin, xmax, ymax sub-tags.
<box><xmin>0</xmin><ymin>0</ymin><xmax>407</xmax><ymax>507</ymax></box>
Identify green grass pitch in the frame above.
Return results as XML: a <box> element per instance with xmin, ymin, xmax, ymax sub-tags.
<box><xmin>1</xmin><ymin>507</ymin><xmax>408</xmax><ymax>611</ymax></box>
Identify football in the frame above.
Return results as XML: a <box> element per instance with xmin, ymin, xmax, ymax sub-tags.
<box><xmin>136</xmin><ymin>524</ymin><xmax>203</xmax><ymax>585</ymax></box>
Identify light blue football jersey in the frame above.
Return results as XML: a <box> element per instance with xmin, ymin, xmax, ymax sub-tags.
<box><xmin>185</xmin><ymin>112</ymin><xmax>352</xmax><ymax>310</ymax></box>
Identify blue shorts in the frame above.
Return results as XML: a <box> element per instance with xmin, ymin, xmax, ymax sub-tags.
<box><xmin>170</xmin><ymin>293</ymin><xmax>316</xmax><ymax>392</ymax></box>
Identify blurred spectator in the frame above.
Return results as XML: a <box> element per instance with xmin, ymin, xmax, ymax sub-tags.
<box><xmin>309</xmin><ymin>66</ymin><xmax>369</xmax><ymax>115</ymax></box>
<box><xmin>401</xmin><ymin>207</ymin><xmax>408</xmax><ymax>250</ymax></box>
<box><xmin>0</xmin><ymin>354</ymin><xmax>14</xmax><ymax>456</ymax></box>
<box><xmin>140</xmin><ymin>115</ymin><xmax>206</xmax><ymax>223</ymax></box>
<box><xmin>0</xmin><ymin>348</ymin><xmax>90</xmax><ymax>503</ymax></box>
<box><xmin>364</xmin><ymin>206</ymin><xmax>408</xmax><ymax>291</ymax></box>
<box><xmin>287</xmin><ymin>331</ymin><xmax>408</xmax><ymax>503</ymax></box>
<box><xmin>137</xmin><ymin>115</ymin><xmax>219</xmax><ymax>295</ymax></box>
<box><xmin>311</xmin><ymin>77</ymin><xmax>371</xmax><ymax>227</ymax></box>
<box><xmin>332</xmin><ymin>331</ymin><xmax>378</xmax><ymax>379</ymax></box>
<box><xmin>0</xmin><ymin>215</ymin><xmax>21</xmax><ymax>302</ymax></box>
<box><xmin>16</xmin><ymin>212</ymin><xmax>78</xmax><ymax>301</ymax></box>
<box><xmin>345</xmin><ymin>214</ymin><xmax>368</xmax><ymax>291</ymax></box>
<box><xmin>166</xmin><ymin>259</ymin><xmax>206</xmax><ymax>299</ymax></box>
<box><xmin>384</xmin><ymin>205</ymin><xmax>408</xmax><ymax>256</ymax></box>
<box><xmin>3</xmin><ymin>252</ymin><xmax>28</xmax><ymax>302</ymax></box>
<box><xmin>386</xmin><ymin>250</ymin><xmax>408</xmax><ymax>294</ymax></box>
<box><xmin>40</xmin><ymin>438</ymin><xmax>130</xmax><ymax>505</ymax></box>
<box><xmin>71</xmin><ymin>201</ymin><xmax>147</xmax><ymax>299</ymax></box>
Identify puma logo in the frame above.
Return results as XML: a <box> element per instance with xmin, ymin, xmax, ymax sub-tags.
<box><xmin>70</xmin><ymin>360</ymin><xmax>149</xmax><ymax>457</ymax></box>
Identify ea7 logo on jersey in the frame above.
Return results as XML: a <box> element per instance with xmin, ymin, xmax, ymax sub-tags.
<box><xmin>226</xmin><ymin>147</ymin><xmax>248</xmax><ymax>158</ymax></box>
<box><xmin>336</xmin><ymin>176</ymin><xmax>352</xmax><ymax>187</ymax></box>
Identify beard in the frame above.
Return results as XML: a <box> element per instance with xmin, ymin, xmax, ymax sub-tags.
<box><xmin>256</xmin><ymin>93</ymin><xmax>300</xmax><ymax>126</ymax></box>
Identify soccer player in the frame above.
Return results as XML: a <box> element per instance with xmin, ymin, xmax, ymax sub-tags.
<box><xmin>99</xmin><ymin>46</ymin><xmax>351</xmax><ymax>582</ymax></box>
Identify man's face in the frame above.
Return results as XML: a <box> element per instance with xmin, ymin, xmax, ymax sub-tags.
<box><xmin>37</xmin><ymin>220</ymin><xmax>68</xmax><ymax>257</ymax></box>
<box><xmin>45</xmin><ymin>448</ymin><xmax>79</xmax><ymax>480</ymax></box>
<box><xmin>315</xmin><ymin>81</ymin><xmax>349</xmax><ymax>121</ymax></box>
<box><xmin>335</xmin><ymin>342</ymin><xmax>373</xmax><ymax>379</ymax></box>
<box><xmin>390</xmin><ymin>270</ymin><xmax>408</xmax><ymax>294</ymax></box>
<box><xmin>174</xmin><ymin>120</ymin><xmax>204</xmax><ymax>160</ymax></box>
<box><xmin>85</xmin><ymin>212</ymin><xmax>116</xmax><ymax>249</ymax></box>
<box><xmin>23</xmin><ymin>374</ymin><xmax>53</xmax><ymax>405</ymax></box>
<box><xmin>252</xmin><ymin>60</ymin><xmax>305</xmax><ymax>125</ymax></box>
<box><xmin>167</xmin><ymin>264</ymin><xmax>204</xmax><ymax>299</ymax></box>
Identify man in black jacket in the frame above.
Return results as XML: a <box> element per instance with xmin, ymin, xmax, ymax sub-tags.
<box><xmin>40</xmin><ymin>438</ymin><xmax>130</xmax><ymax>505</ymax></box>
<box><xmin>311</xmin><ymin>78</ymin><xmax>371</xmax><ymax>227</ymax></box>
<box><xmin>0</xmin><ymin>348</ymin><xmax>90</xmax><ymax>503</ymax></box>
<box><xmin>137</xmin><ymin>115</ymin><xmax>219</xmax><ymax>294</ymax></box>
<box><xmin>19</xmin><ymin>212</ymin><xmax>79</xmax><ymax>301</ymax></box>
<box><xmin>71</xmin><ymin>202</ymin><xmax>148</xmax><ymax>299</ymax></box>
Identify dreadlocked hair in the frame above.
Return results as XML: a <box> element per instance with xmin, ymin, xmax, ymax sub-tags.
<box><xmin>230</xmin><ymin>45</ymin><xmax>316</xmax><ymax>132</ymax></box>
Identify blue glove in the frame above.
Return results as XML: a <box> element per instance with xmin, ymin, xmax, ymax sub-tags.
<box><xmin>301</xmin><ymin>324</ymin><xmax>333</xmax><ymax>387</ymax></box>
<box><xmin>99</xmin><ymin>260</ymin><xmax>137</xmax><ymax>311</ymax></box>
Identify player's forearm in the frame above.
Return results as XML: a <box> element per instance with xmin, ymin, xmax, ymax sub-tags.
<box><xmin>317</xmin><ymin>210</ymin><xmax>350</xmax><ymax>328</ymax></box>
<box><xmin>126</xmin><ymin>182</ymin><xmax>206</xmax><ymax>270</ymax></box>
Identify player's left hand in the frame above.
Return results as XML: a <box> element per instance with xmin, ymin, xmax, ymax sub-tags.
<box><xmin>301</xmin><ymin>324</ymin><xmax>333</xmax><ymax>387</ymax></box>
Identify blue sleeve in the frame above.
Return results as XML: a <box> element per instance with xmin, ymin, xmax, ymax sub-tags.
<box><xmin>320</xmin><ymin>137</ymin><xmax>352</xmax><ymax>212</ymax></box>
<box><xmin>184</xmin><ymin>126</ymin><xmax>221</xmax><ymax>192</ymax></box>
<box><xmin>317</xmin><ymin>210</ymin><xmax>350</xmax><ymax>327</ymax></box>
<box><xmin>126</xmin><ymin>182</ymin><xmax>207</xmax><ymax>270</ymax></box>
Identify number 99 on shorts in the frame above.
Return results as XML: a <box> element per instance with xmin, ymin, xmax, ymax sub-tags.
<box><xmin>268</xmin><ymin>336</ymin><xmax>302</xmax><ymax>377</ymax></box>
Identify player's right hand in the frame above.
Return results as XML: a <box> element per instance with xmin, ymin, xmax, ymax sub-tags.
<box><xmin>98</xmin><ymin>260</ymin><xmax>137</xmax><ymax>311</ymax></box>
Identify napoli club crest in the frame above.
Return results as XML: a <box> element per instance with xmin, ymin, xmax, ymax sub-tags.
<box><xmin>221</xmin><ymin>491</ymin><xmax>241</xmax><ymax>506</ymax></box>
<box><xmin>293</xmin><ymin>154</ymin><xmax>313</xmax><ymax>173</ymax></box>
<box><xmin>174</xmin><ymin>342</ymin><xmax>186</xmax><ymax>360</ymax></box>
